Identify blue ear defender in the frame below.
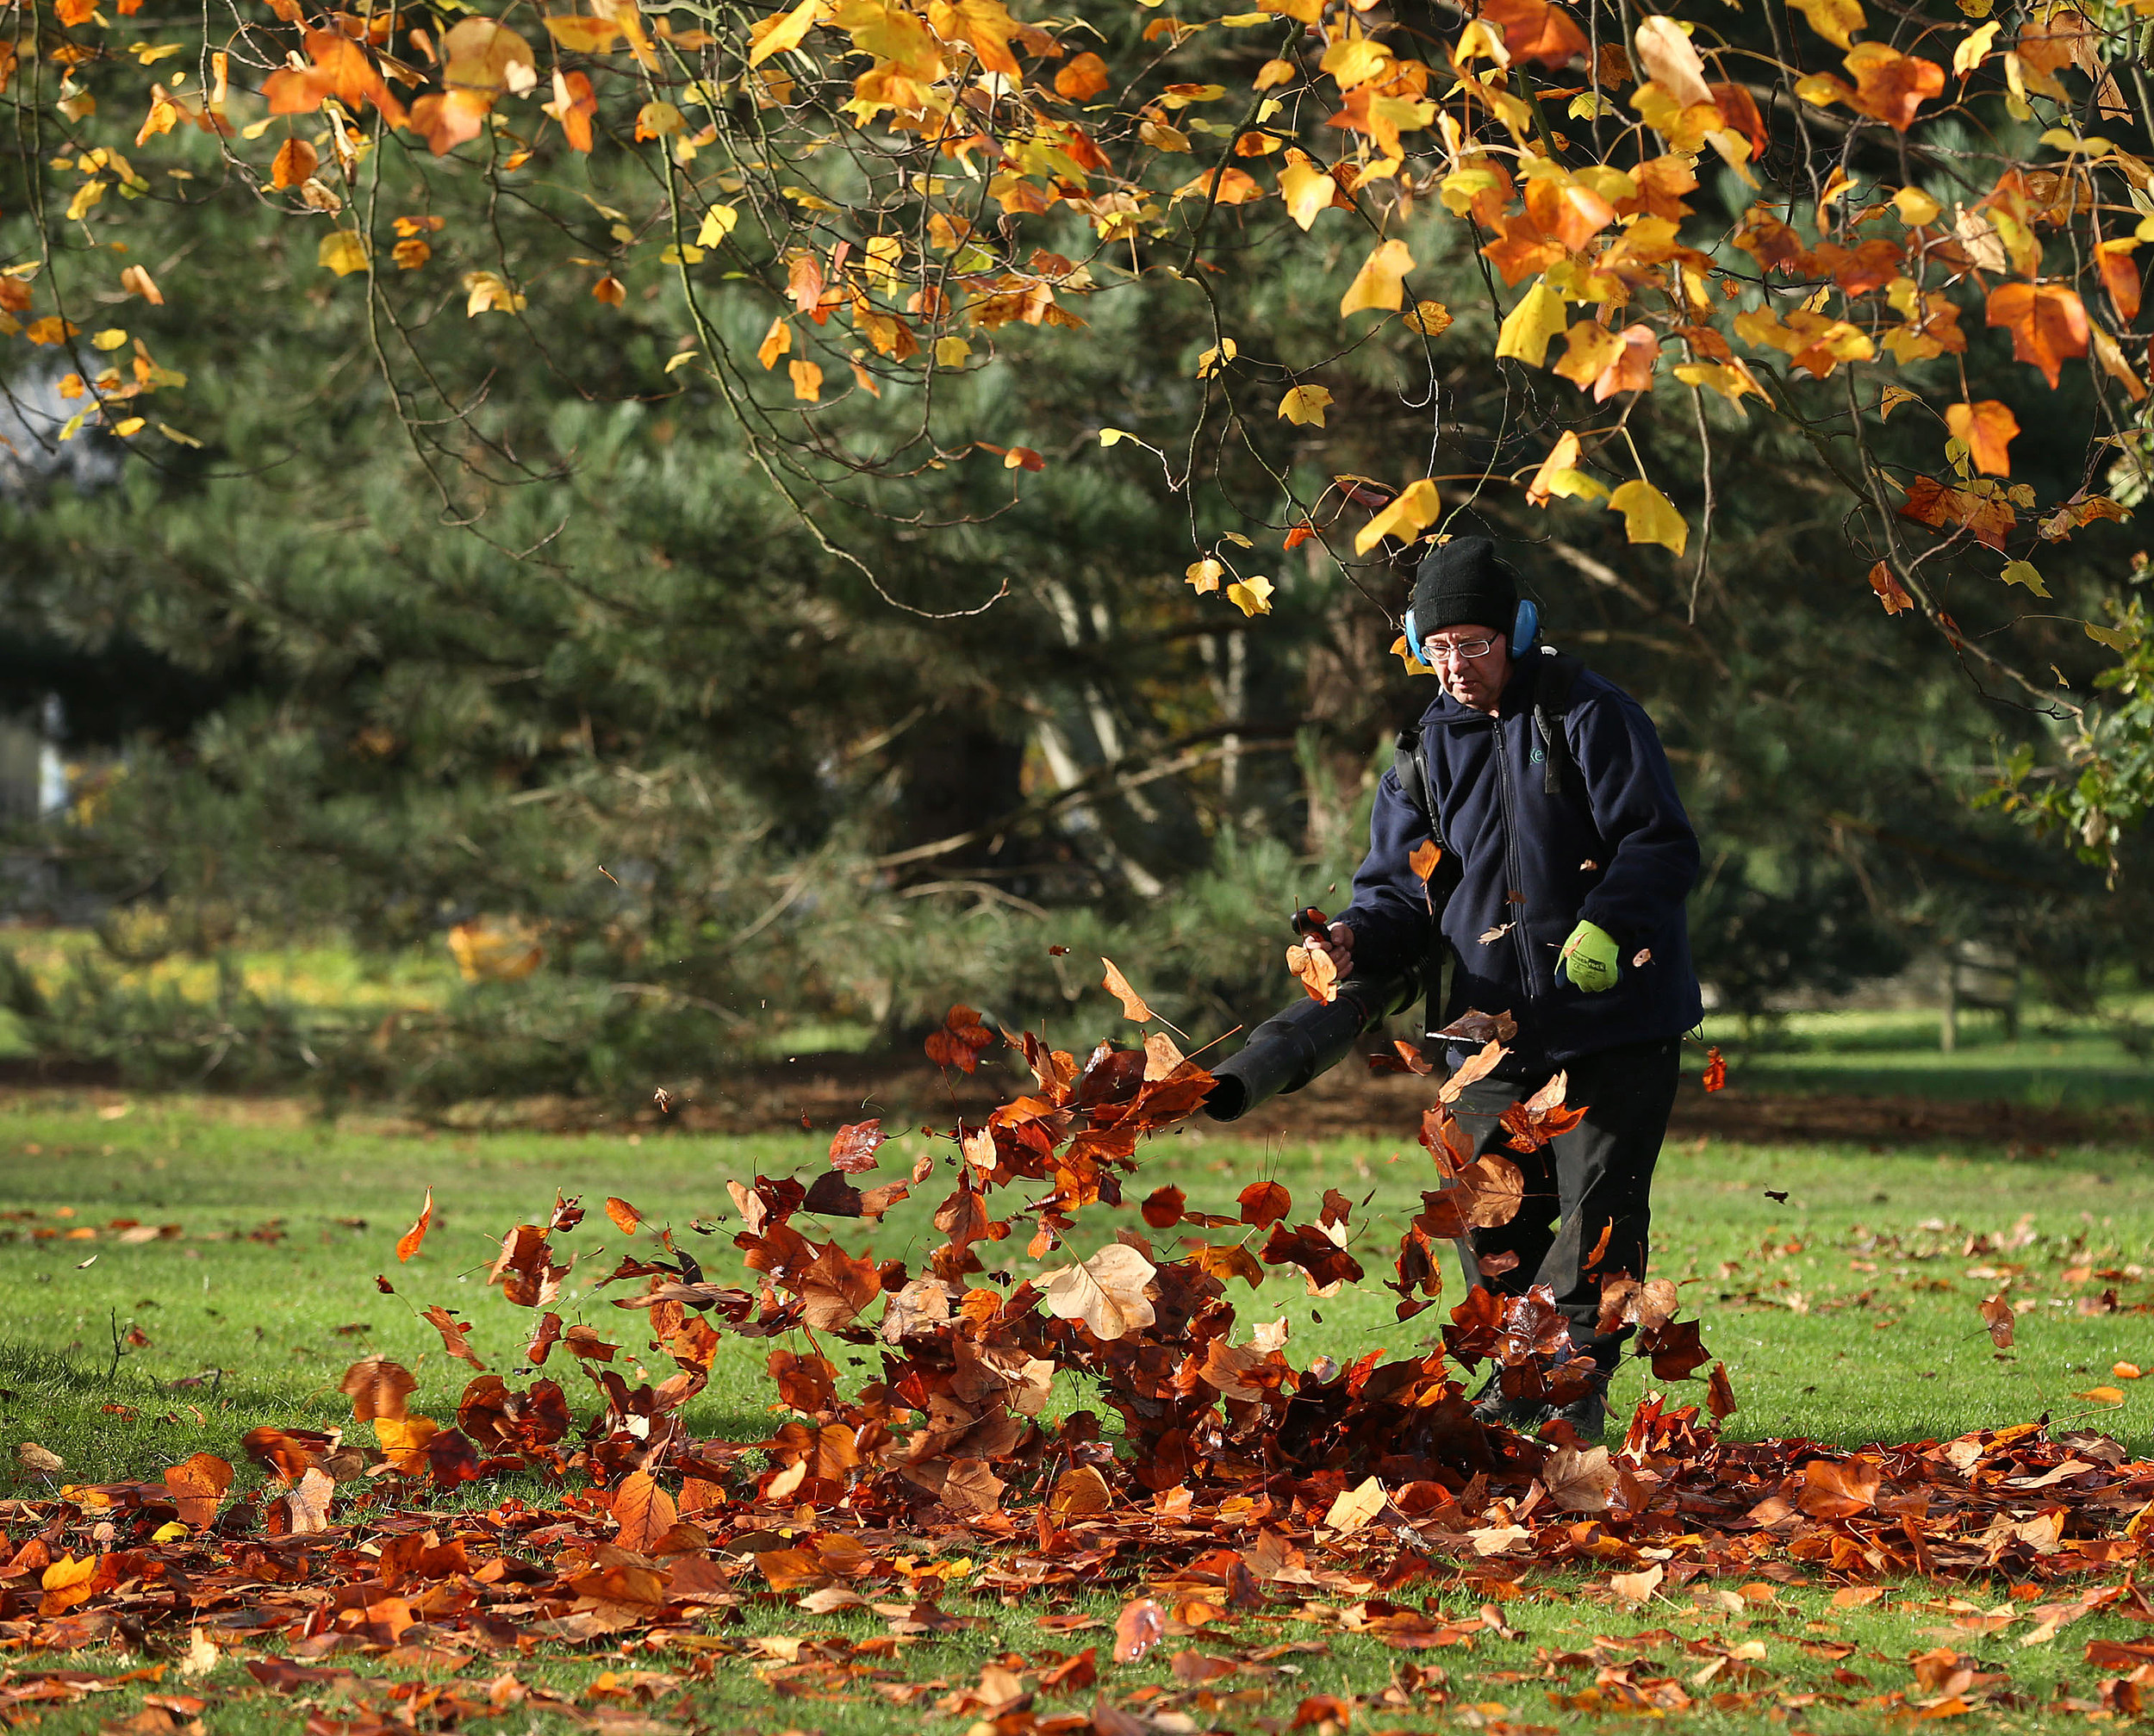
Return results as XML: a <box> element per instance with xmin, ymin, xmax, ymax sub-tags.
<box><xmin>1404</xmin><ymin>599</ymin><xmax>1539</xmax><ymax>665</ymax></box>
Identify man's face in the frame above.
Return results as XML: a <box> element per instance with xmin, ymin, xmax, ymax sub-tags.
<box><xmin>1424</xmin><ymin>622</ymin><xmax>1512</xmax><ymax>712</ymax></box>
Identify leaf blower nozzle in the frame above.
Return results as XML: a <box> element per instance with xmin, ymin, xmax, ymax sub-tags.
<box><xmin>1203</xmin><ymin>964</ymin><xmax>1422</xmax><ymax>1123</ymax></box>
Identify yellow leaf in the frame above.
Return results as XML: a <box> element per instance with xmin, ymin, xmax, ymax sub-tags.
<box><xmin>1320</xmin><ymin>36</ymin><xmax>1393</xmax><ymax>90</ymax></box>
<box><xmin>1952</xmin><ymin>19</ymin><xmax>1998</xmax><ymax>75</ymax></box>
<box><xmin>1404</xmin><ymin>299</ymin><xmax>1452</xmax><ymax>336</ymax></box>
<box><xmin>1226</xmin><ymin>576</ymin><xmax>1273</xmax><ymax>616</ymax></box>
<box><xmin>318</xmin><ymin>230</ymin><xmax>370</xmax><ymax>277</ymax></box>
<box><xmin>90</xmin><ymin>328</ymin><xmax>128</xmax><ymax>352</ymax></box>
<box><xmin>1893</xmin><ymin>185</ymin><xmax>1940</xmax><ymax>226</ymax></box>
<box><xmin>758</xmin><ymin>317</ymin><xmax>793</xmax><ymax>370</ymax></box>
<box><xmin>1789</xmin><ymin>0</ymin><xmax>1865</xmax><ymax>49</ymax></box>
<box><xmin>1553</xmin><ymin>320</ymin><xmax>1624</xmax><ymax>389</ymax></box>
<box><xmin>461</xmin><ymin>270</ymin><xmax>526</xmax><ymax>315</ymax></box>
<box><xmin>111</xmin><ymin>416</ymin><xmax>144</xmax><ymax>437</ymax></box>
<box><xmin>1340</xmin><ymin>237</ymin><xmax>1414</xmax><ymax>317</ymax></box>
<box><xmin>1278</xmin><ymin>151</ymin><xmax>1338</xmax><ymax>231</ymax></box>
<box><xmin>1877</xmin><ymin>383</ymin><xmax>1918</xmax><ymax>418</ymax></box>
<box><xmin>663</xmin><ymin>350</ymin><xmax>700</xmax><ymax>374</ymax></box>
<box><xmin>788</xmin><ymin>358</ymin><xmax>823</xmax><ymax>401</ymax></box>
<box><xmin>1495</xmin><ymin>279</ymin><xmax>1567</xmax><ymax>367</ymax></box>
<box><xmin>544</xmin><ymin>14</ymin><xmax>624</xmax><ymax>52</ymax></box>
<box><xmin>65</xmin><ymin>180</ymin><xmax>106</xmax><ymax>223</ymax></box>
<box><xmin>1608</xmin><ymin>479</ymin><xmax>1689</xmax><ymax>554</ymax></box>
<box><xmin>695</xmin><ymin>204</ymin><xmax>739</xmax><ymax>246</ymax></box>
<box><xmin>1186</xmin><ymin>558</ymin><xmax>1223</xmax><ymax>594</ymax></box>
<box><xmin>1999</xmin><ymin>560</ymin><xmax>2050</xmax><ymax>596</ymax></box>
<box><xmin>1672</xmin><ymin>359</ymin><xmax>1768</xmax><ymax>414</ymax></box>
<box><xmin>936</xmin><ymin>336</ymin><xmax>972</xmax><ymax>367</ymax></box>
<box><xmin>1354</xmin><ymin>477</ymin><xmax>1440</xmax><ymax>557</ymax></box>
<box><xmin>750</xmin><ymin>0</ymin><xmax>823</xmax><ymax>65</ymax></box>
<box><xmin>635</xmin><ymin>100</ymin><xmax>685</xmax><ymax>139</ymax></box>
<box><xmin>2088</xmin><ymin>621</ymin><xmax>2136</xmax><ymax>652</ymax></box>
<box><xmin>1279</xmin><ymin>384</ymin><xmax>1332</xmax><ymax>426</ymax></box>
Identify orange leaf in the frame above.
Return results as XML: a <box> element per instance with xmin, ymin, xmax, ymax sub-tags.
<box><xmin>1286</xmin><ymin>943</ymin><xmax>1339</xmax><ymax>1005</ymax></box>
<box><xmin>270</xmin><ymin>137</ymin><xmax>318</xmax><ymax>189</ymax></box>
<box><xmin>1055</xmin><ymin>50</ymin><xmax>1109</xmax><ymax>100</ymax></box>
<box><xmin>1845</xmin><ymin>42</ymin><xmax>1944</xmax><ymax>130</ymax></box>
<box><xmin>604</xmin><ymin>1197</ymin><xmax>643</xmax><ymax>1235</ymax></box>
<box><xmin>1408</xmin><ymin>838</ymin><xmax>1442</xmax><ymax>881</ymax></box>
<box><xmin>2097</xmin><ymin>240</ymin><xmax>2142</xmax><ymax>326</ymax></box>
<box><xmin>1985</xmin><ymin>281</ymin><xmax>2089</xmax><ymax>388</ymax></box>
<box><xmin>1866</xmin><ymin>561</ymin><xmax>1914</xmax><ymax>615</ymax></box>
<box><xmin>1100</xmin><ymin>956</ymin><xmax>1154</xmax><ymax>1022</ymax></box>
<box><xmin>395</xmin><ymin>1188</ymin><xmax>433</xmax><ymax>1263</ymax></box>
<box><xmin>1945</xmin><ymin>400</ymin><xmax>2018</xmax><ymax>476</ymax></box>
<box><xmin>1479</xmin><ymin>0</ymin><xmax>1588</xmax><ymax>65</ymax></box>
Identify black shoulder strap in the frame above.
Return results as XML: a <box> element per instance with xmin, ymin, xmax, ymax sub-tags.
<box><xmin>1532</xmin><ymin>650</ymin><xmax>1585</xmax><ymax>798</ymax></box>
<box><xmin>1393</xmin><ymin>725</ymin><xmax>1442</xmax><ymax>848</ymax></box>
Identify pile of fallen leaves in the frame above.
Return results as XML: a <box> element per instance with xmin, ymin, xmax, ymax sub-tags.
<box><xmin>9</xmin><ymin>992</ymin><xmax>2154</xmax><ymax>1731</ymax></box>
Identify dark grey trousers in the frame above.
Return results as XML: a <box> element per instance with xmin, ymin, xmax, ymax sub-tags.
<box><xmin>1452</xmin><ymin>1034</ymin><xmax>1684</xmax><ymax>1370</ymax></box>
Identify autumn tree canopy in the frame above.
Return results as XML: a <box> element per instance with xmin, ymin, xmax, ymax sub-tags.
<box><xmin>0</xmin><ymin>0</ymin><xmax>2148</xmax><ymax>1090</ymax></box>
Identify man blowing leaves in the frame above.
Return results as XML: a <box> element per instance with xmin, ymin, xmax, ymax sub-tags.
<box><xmin>1307</xmin><ymin>537</ymin><xmax>1703</xmax><ymax>1442</ymax></box>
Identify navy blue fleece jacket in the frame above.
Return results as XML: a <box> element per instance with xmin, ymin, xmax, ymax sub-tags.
<box><xmin>1340</xmin><ymin>651</ymin><xmax>1703</xmax><ymax>1073</ymax></box>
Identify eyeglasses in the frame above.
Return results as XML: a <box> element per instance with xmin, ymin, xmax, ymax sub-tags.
<box><xmin>1422</xmin><ymin>635</ymin><xmax>1499</xmax><ymax>663</ymax></box>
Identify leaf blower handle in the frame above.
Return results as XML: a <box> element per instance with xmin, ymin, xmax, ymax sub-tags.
<box><xmin>1202</xmin><ymin>958</ymin><xmax>1423</xmax><ymax>1123</ymax></box>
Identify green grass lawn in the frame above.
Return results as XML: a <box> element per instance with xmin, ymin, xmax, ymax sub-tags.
<box><xmin>5</xmin><ymin>1091</ymin><xmax>2154</xmax><ymax>1732</ymax></box>
<box><xmin>1715</xmin><ymin>1001</ymin><xmax>2154</xmax><ymax>1112</ymax></box>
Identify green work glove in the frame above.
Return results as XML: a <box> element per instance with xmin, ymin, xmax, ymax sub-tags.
<box><xmin>1559</xmin><ymin>919</ymin><xmax>1620</xmax><ymax>992</ymax></box>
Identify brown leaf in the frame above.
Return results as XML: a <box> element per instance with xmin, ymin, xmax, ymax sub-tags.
<box><xmin>420</xmin><ymin>1304</ymin><xmax>488</xmax><ymax>1369</ymax></box>
<box><xmin>1240</xmin><ymin>1179</ymin><xmax>1292</xmax><ymax>1227</ymax></box>
<box><xmin>612</xmin><ymin>1470</ymin><xmax>676</xmax><ymax>1553</ymax></box>
<box><xmin>284</xmin><ymin>1465</ymin><xmax>335</xmax><ymax>1534</ymax></box>
<box><xmin>395</xmin><ymin>1188</ymin><xmax>433</xmax><ymax>1263</ymax></box>
<box><xmin>1100</xmin><ymin>957</ymin><xmax>1154</xmax><ymax>1022</ymax></box>
<box><xmin>1980</xmin><ymin>1291</ymin><xmax>2016</xmax><ymax>1348</ymax></box>
<box><xmin>1141</xmin><ymin>1185</ymin><xmax>1186</xmax><ymax>1229</ymax></box>
<box><xmin>828</xmin><ymin>1119</ymin><xmax>886</xmax><ymax>1172</ymax></box>
<box><xmin>1707</xmin><ymin>1360</ymin><xmax>1740</xmax><ymax>1420</ymax></box>
<box><xmin>1115</xmin><ymin>1596</ymin><xmax>1167</xmax><ymax>1664</ymax></box>
<box><xmin>339</xmin><ymin>1357</ymin><xmax>415</xmax><ymax>1423</ymax></box>
<box><xmin>1544</xmin><ymin>1443</ymin><xmax>1617</xmax><ymax>1513</ymax></box>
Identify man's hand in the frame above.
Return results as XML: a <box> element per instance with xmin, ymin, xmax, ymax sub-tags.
<box><xmin>1558</xmin><ymin>920</ymin><xmax>1619</xmax><ymax>992</ymax></box>
<box><xmin>1305</xmin><ymin>921</ymin><xmax>1354</xmax><ymax>980</ymax></box>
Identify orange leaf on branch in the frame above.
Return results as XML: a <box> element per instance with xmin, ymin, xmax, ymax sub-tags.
<box><xmin>1986</xmin><ymin>281</ymin><xmax>2089</xmax><ymax>388</ymax></box>
<box><xmin>1945</xmin><ymin>400</ymin><xmax>2019</xmax><ymax>477</ymax></box>
<box><xmin>1479</xmin><ymin>0</ymin><xmax>1589</xmax><ymax>66</ymax></box>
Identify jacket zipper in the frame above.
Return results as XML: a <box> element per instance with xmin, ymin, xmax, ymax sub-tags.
<box><xmin>1489</xmin><ymin>715</ymin><xmax>1536</xmax><ymax>996</ymax></box>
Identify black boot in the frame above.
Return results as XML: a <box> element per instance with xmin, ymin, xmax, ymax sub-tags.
<box><xmin>1543</xmin><ymin>1370</ymin><xmax>1610</xmax><ymax>1443</ymax></box>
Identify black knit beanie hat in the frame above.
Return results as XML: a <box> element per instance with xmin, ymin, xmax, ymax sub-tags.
<box><xmin>1411</xmin><ymin>536</ymin><xmax>1518</xmax><ymax>639</ymax></box>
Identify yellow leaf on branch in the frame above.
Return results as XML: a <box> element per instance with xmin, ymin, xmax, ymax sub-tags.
<box><xmin>1354</xmin><ymin>478</ymin><xmax>1439</xmax><ymax>556</ymax></box>
<box><xmin>1789</xmin><ymin>0</ymin><xmax>1865</xmax><ymax>49</ymax></box>
<box><xmin>1608</xmin><ymin>479</ymin><xmax>1689</xmax><ymax>554</ymax></box>
<box><xmin>1279</xmin><ymin>384</ymin><xmax>1331</xmax><ymax>426</ymax></box>
<box><xmin>1494</xmin><ymin>279</ymin><xmax>1566</xmax><ymax>366</ymax></box>
<box><xmin>1339</xmin><ymin>237</ymin><xmax>1414</xmax><ymax>316</ymax></box>
<box><xmin>318</xmin><ymin>230</ymin><xmax>370</xmax><ymax>277</ymax></box>
<box><xmin>1226</xmin><ymin>576</ymin><xmax>1273</xmax><ymax>616</ymax></box>
<box><xmin>750</xmin><ymin>0</ymin><xmax>825</xmax><ymax>65</ymax></box>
